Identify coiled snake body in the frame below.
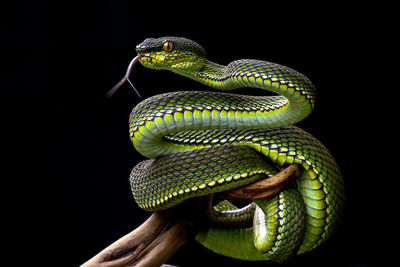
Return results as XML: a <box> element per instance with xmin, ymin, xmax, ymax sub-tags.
<box><xmin>127</xmin><ymin>37</ymin><xmax>344</xmax><ymax>262</ymax></box>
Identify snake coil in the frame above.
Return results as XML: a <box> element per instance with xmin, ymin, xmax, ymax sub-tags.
<box><xmin>121</xmin><ymin>37</ymin><xmax>345</xmax><ymax>262</ymax></box>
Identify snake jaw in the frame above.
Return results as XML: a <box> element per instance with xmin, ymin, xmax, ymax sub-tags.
<box><xmin>137</xmin><ymin>50</ymin><xmax>205</xmax><ymax>72</ymax></box>
<box><xmin>137</xmin><ymin>53</ymin><xmax>165</xmax><ymax>69</ymax></box>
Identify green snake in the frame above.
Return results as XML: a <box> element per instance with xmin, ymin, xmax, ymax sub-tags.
<box><xmin>120</xmin><ymin>37</ymin><xmax>344</xmax><ymax>263</ymax></box>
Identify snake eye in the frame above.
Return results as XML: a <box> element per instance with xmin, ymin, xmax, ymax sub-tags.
<box><xmin>163</xmin><ymin>41</ymin><xmax>173</xmax><ymax>52</ymax></box>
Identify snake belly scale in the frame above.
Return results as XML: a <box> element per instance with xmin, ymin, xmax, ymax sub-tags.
<box><xmin>127</xmin><ymin>37</ymin><xmax>345</xmax><ymax>262</ymax></box>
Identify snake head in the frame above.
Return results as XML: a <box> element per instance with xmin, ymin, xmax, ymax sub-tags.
<box><xmin>136</xmin><ymin>37</ymin><xmax>206</xmax><ymax>72</ymax></box>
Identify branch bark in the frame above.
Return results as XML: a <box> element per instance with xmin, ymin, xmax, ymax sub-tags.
<box><xmin>220</xmin><ymin>164</ymin><xmax>300</xmax><ymax>201</ymax></box>
<box><xmin>82</xmin><ymin>164</ymin><xmax>300</xmax><ymax>267</ymax></box>
<box><xmin>82</xmin><ymin>211</ymin><xmax>192</xmax><ymax>267</ymax></box>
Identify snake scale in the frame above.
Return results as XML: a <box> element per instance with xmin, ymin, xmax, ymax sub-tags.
<box><xmin>122</xmin><ymin>37</ymin><xmax>345</xmax><ymax>263</ymax></box>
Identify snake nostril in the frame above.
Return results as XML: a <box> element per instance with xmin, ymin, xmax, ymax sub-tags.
<box><xmin>136</xmin><ymin>44</ymin><xmax>146</xmax><ymax>53</ymax></box>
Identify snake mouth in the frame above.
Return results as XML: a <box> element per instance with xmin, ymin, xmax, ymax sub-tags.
<box><xmin>137</xmin><ymin>54</ymin><xmax>170</xmax><ymax>70</ymax></box>
<box><xmin>138</xmin><ymin>53</ymin><xmax>162</xmax><ymax>63</ymax></box>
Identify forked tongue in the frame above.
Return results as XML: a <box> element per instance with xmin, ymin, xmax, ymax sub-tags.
<box><xmin>106</xmin><ymin>55</ymin><xmax>142</xmax><ymax>98</ymax></box>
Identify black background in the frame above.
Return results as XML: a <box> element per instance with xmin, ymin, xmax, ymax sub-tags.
<box><xmin>4</xmin><ymin>1</ymin><xmax>387</xmax><ymax>266</ymax></box>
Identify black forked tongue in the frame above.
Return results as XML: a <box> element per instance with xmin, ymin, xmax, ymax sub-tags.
<box><xmin>106</xmin><ymin>55</ymin><xmax>142</xmax><ymax>98</ymax></box>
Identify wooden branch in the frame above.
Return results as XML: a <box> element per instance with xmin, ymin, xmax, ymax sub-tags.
<box><xmin>220</xmin><ymin>164</ymin><xmax>300</xmax><ymax>201</ymax></box>
<box><xmin>82</xmin><ymin>210</ymin><xmax>193</xmax><ymax>267</ymax></box>
<box><xmin>82</xmin><ymin>164</ymin><xmax>300</xmax><ymax>267</ymax></box>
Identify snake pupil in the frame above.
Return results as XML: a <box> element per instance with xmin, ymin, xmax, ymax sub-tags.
<box><xmin>163</xmin><ymin>41</ymin><xmax>173</xmax><ymax>52</ymax></box>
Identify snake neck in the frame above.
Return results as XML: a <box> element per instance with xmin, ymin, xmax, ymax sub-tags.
<box><xmin>172</xmin><ymin>58</ymin><xmax>315</xmax><ymax>126</ymax></box>
<box><xmin>172</xmin><ymin>59</ymin><xmax>228</xmax><ymax>84</ymax></box>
